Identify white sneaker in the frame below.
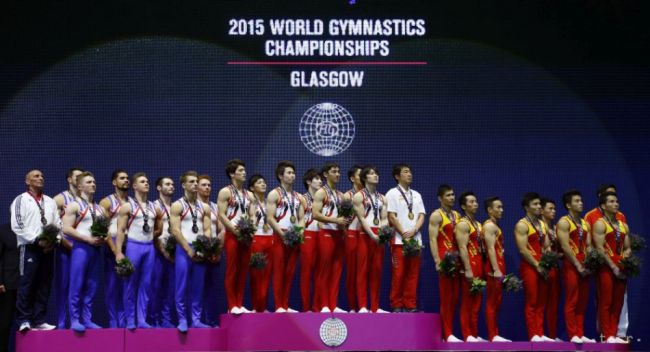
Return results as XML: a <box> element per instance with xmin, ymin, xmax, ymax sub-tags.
<box><xmin>492</xmin><ymin>335</ymin><xmax>511</xmax><ymax>342</ymax></box>
<box><xmin>229</xmin><ymin>307</ymin><xmax>242</xmax><ymax>315</ymax></box>
<box><xmin>348</xmin><ymin>309</ymin><xmax>356</xmax><ymax>313</ymax></box>
<box><xmin>239</xmin><ymin>306</ymin><xmax>252</xmax><ymax>313</ymax></box>
<box><xmin>446</xmin><ymin>334</ymin><xmax>463</xmax><ymax>342</ymax></box>
<box><xmin>32</xmin><ymin>322</ymin><xmax>56</xmax><ymax>330</ymax></box>
<box><xmin>375</xmin><ymin>308</ymin><xmax>389</xmax><ymax>313</ymax></box>
<box><xmin>333</xmin><ymin>307</ymin><xmax>347</xmax><ymax>313</ymax></box>
<box><xmin>606</xmin><ymin>336</ymin><xmax>618</xmax><ymax>343</ymax></box>
<box><xmin>531</xmin><ymin>335</ymin><xmax>543</xmax><ymax>342</ymax></box>
<box><xmin>615</xmin><ymin>337</ymin><xmax>629</xmax><ymax>344</ymax></box>
<box><xmin>286</xmin><ymin>308</ymin><xmax>298</xmax><ymax>313</ymax></box>
<box><xmin>570</xmin><ymin>336</ymin><xmax>584</xmax><ymax>343</ymax></box>
<box><xmin>541</xmin><ymin>335</ymin><xmax>554</xmax><ymax>342</ymax></box>
<box><xmin>358</xmin><ymin>307</ymin><xmax>369</xmax><ymax>313</ymax></box>
<box><xmin>19</xmin><ymin>322</ymin><xmax>31</xmax><ymax>332</ymax></box>
<box><xmin>581</xmin><ymin>336</ymin><xmax>596</xmax><ymax>343</ymax></box>
<box><xmin>275</xmin><ymin>308</ymin><xmax>287</xmax><ymax>313</ymax></box>
<box><xmin>476</xmin><ymin>336</ymin><xmax>487</xmax><ymax>342</ymax></box>
<box><xmin>466</xmin><ymin>336</ymin><xmax>480</xmax><ymax>342</ymax></box>
<box><xmin>554</xmin><ymin>337</ymin><xmax>564</xmax><ymax>342</ymax></box>
<box><xmin>320</xmin><ymin>307</ymin><xmax>331</xmax><ymax>313</ymax></box>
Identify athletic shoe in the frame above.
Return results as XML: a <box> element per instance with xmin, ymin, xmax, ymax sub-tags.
<box><xmin>84</xmin><ymin>321</ymin><xmax>101</xmax><ymax>329</ymax></box>
<box><xmin>466</xmin><ymin>336</ymin><xmax>480</xmax><ymax>342</ymax></box>
<box><xmin>492</xmin><ymin>335</ymin><xmax>511</xmax><ymax>342</ymax></box>
<box><xmin>320</xmin><ymin>307</ymin><xmax>331</xmax><ymax>313</ymax></box>
<box><xmin>333</xmin><ymin>307</ymin><xmax>347</xmax><ymax>313</ymax></box>
<box><xmin>570</xmin><ymin>336</ymin><xmax>584</xmax><ymax>343</ymax></box>
<box><xmin>19</xmin><ymin>322</ymin><xmax>31</xmax><ymax>332</ymax></box>
<box><xmin>581</xmin><ymin>336</ymin><xmax>596</xmax><ymax>343</ymax></box>
<box><xmin>392</xmin><ymin>308</ymin><xmax>403</xmax><ymax>313</ymax></box>
<box><xmin>70</xmin><ymin>321</ymin><xmax>85</xmax><ymax>333</ymax></box>
<box><xmin>161</xmin><ymin>321</ymin><xmax>175</xmax><ymax>328</ymax></box>
<box><xmin>230</xmin><ymin>307</ymin><xmax>242</xmax><ymax>315</ymax></box>
<box><xmin>126</xmin><ymin>323</ymin><xmax>136</xmax><ymax>330</ymax></box>
<box><xmin>287</xmin><ymin>308</ymin><xmax>298</xmax><ymax>313</ymax></box>
<box><xmin>239</xmin><ymin>306</ymin><xmax>252</xmax><ymax>313</ymax></box>
<box><xmin>348</xmin><ymin>309</ymin><xmax>356</xmax><ymax>313</ymax></box>
<box><xmin>554</xmin><ymin>338</ymin><xmax>564</xmax><ymax>342</ymax></box>
<box><xmin>541</xmin><ymin>335</ymin><xmax>554</xmax><ymax>342</ymax></box>
<box><xmin>137</xmin><ymin>322</ymin><xmax>152</xmax><ymax>329</ymax></box>
<box><xmin>177</xmin><ymin>321</ymin><xmax>188</xmax><ymax>333</ymax></box>
<box><xmin>606</xmin><ymin>336</ymin><xmax>618</xmax><ymax>343</ymax></box>
<box><xmin>32</xmin><ymin>323</ymin><xmax>56</xmax><ymax>330</ymax></box>
<box><xmin>275</xmin><ymin>308</ymin><xmax>287</xmax><ymax>313</ymax></box>
<box><xmin>615</xmin><ymin>337</ymin><xmax>629</xmax><ymax>344</ymax></box>
<box><xmin>358</xmin><ymin>307</ymin><xmax>369</xmax><ymax>313</ymax></box>
<box><xmin>405</xmin><ymin>308</ymin><xmax>419</xmax><ymax>313</ymax></box>
<box><xmin>446</xmin><ymin>334</ymin><xmax>463</xmax><ymax>342</ymax></box>
<box><xmin>375</xmin><ymin>308</ymin><xmax>390</xmax><ymax>313</ymax></box>
<box><xmin>477</xmin><ymin>336</ymin><xmax>487</xmax><ymax>342</ymax></box>
<box><xmin>531</xmin><ymin>335</ymin><xmax>543</xmax><ymax>342</ymax></box>
<box><xmin>191</xmin><ymin>321</ymin><xmax>211</xmax><ymax>328</ymax></box>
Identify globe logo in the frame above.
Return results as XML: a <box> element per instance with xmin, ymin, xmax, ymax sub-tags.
<box><xmin>319</xmin><ymin>318</ymin><xmax>348</xmax><ymax>347</ymax></box>
<box><xmin>299</xmin><ymin>103</ymin><xmax>355</xmax><ymax>157</ymax></box>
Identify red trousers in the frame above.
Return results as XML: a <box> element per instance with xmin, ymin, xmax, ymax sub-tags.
<box><xmin>250</xmin><ymin>236</ymin><xmax>273</xmax><ymax>312</ymax></box>
<box><xmin>520</xmin><ymin>261</ymin><xmax>548</xmax><ymax>339</ymax></box>
<box><xmin>314</xmin><ymin>229</ymin><xmax>345</xmax><ymax>310</ymax></box>
<box><xmin>389</xmin><ymin>242</ymin><xmax>421</xmax><ymax>310</ymax></box>
<box><xmin>563</xmin><ymin>259</ymin><xmax>589</xmax><ymax>338</ymax></box>
<box><xmin>439</xmin><ymin>271</ymin><xmax>461</xmax><ymax>339</ymax></box>
<box><xmin>272</xmin><ymin>232</ymin><xmax>299</xmax><ymax>310</ymax></box>
<box><xmin>460</xmin><ymin>256</ymin><xmax>484</xmax><ymax>340</ymax></box>
<box><xmin>224</xmin><ymin>231</ymin><xmax>251</xmax><ymax>310</ymax></box>
<box><xmin>546</xmin><ymin>267</ymin><xmax>560</xmax><ymax>338</ymax></box>
<box><xmin>356</xmin><ymin>228</ymin><xmax>385</xmax><ymax>311</ymax></box>
<box><xmin>597</xmin><ymin>267</ymin><xmax>626</xmax><ymax>338</ymax></box>
<box><xmin>345</xmin><ymin>229</ymin><xmax>359</xmax><ymax>311</ymax></box>
<box><xmin>300</xmin><ymin>230</ymin><xmax>319</xmax><ymax>312</ymax></box>
<box><xmin>485</xmin><ymin>258</ymin><xmax>505</xmax><ymax>340</ymax></box>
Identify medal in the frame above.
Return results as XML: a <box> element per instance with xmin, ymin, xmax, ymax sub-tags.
<box><xmin>140</xmin><ymin>202</ymin><xmax>151</xmax><ymax>233</ymax></box>
<box><xmin>184</xmin><ymin>197</ymin><xmax>200</xmax><ymax>234</ymax></box>
<box><xmin>29</xmin><ymin>192</ymin><xmax>47</xmax><ymax>225</ymax></box>
<box><xmin>396</xmin><ymin>186</ymin><xmax>414</xmax><ymax>221</ymax></box>
<box><xmin>192</xmin><ymin>224</ymin><xmax>199</xmax><ymax>234</ymax></box>
<box><xmin>143</xmin><ymin>223</ymin><xmax>151</xmax><ymax>233</ymax></box>
<box><xmin>365</xmin><ymin>188</ymin><xmax>381</xmax><ymax>227</ymax></box>
<box><xmin>263</xmin><ymin>223</ymin><xmax>270</xmax><ymax>232</ymax></box>
<box><xmin>373</xmin><ymin>218</ymin><xmax>379</xmax><ymax>226</ymax></box>
<box><xmin>280</xmin><ymin>186</ymin><xmax>297</xmax><ymax>225</ymax></box>
<box><xmin>290</xmin><ymin>215</ymin><xmax>297</xmax><ymax>224</ymax></box>
<box><xmin>408</xmin><ymin>212</ymin><xmax>415</xmax><ymax>220</ymax></box>
<box><xmin>231</xmin><ymin>185</ymin><xmax>247</xmax><ymax>214</ymax></box>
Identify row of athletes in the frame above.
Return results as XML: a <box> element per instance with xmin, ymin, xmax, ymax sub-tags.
<box><xmin>10</xmin><ymin>161</ymin><xmax>631</xmax><ymax>344</ymax></box>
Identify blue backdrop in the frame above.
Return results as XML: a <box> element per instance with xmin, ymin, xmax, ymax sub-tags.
<box><xmin>1</xmin><ymin>0</ymin><xmax>649</xmax><ymax>348</ymax></box>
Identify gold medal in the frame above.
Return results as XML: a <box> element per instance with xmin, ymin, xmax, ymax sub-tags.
<box><xmin>290</xmin><ymin>215</ymin><xmax>297</xmax><ymax>224</ymax></box>
<box><xmin>408</xmin><ymin>212</ymin><xmax>414</xmax><ymax>220</ymax></box>
<box><xmin>263</xmin><ymin>223</ymin><xmax>270</xmax><ymax>232</ymax></box>
<box><xmin>373</xmin><ymin>218</ymin><xmax>379</xmax><ymax>226</ymax></box>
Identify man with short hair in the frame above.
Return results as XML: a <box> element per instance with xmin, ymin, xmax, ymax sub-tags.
<box><xmin>343</xmin><ymin>165</ymin><xmax>363</xmax><ymax>312</ymax></box>
<box><xmin>515</xmin><ymin>192</ymin><xmax>552</xmax><ymax>342</ymax></box>
<box><xmin>300</xmin><ymin>168</ymin><xmax>322</xmax><ymax>312</ymax></box>
<box><xmin>540</xmin><ymin>198</ymin><xmax>561</xmax><ymax>341</ymax></box>
<box><xmin>99</xmin><ymin>169</ymin><xmax>132</xmax><ymax>328</ymax></box>
<box><xmin>11</xmin><ymin>169</ymin><xmax>59</xmax><ymax>332</ymax></box>
<box><xmin>198</xmin><ymin>174</ymin><xmax>223</xmax><ymax>325</ymax></box>
<box><xmin>386</xmin><ymin>164</ymin><xmax>425</xmax><ymax>314</ymax></box>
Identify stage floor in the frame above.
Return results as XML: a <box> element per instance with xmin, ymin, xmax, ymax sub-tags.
<box><xmin>16</xmin><ymin>313</ymin><xmax>630</xmax><ymax>351</ymax></box>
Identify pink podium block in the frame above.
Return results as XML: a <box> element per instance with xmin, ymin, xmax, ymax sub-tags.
<box><xmin>220</xmin><ymin>312</ymin><xmax>441</xmax><ymax>351</ymax></box>
<box><xmin>16</xmin><ymin>328</ymin><xmax>125</xmax><ymax>352</ymax></box>
<box><xmin>124</xmin><ymin>328</ymin><xmax>227</xmax><ymax>352</ymax></box>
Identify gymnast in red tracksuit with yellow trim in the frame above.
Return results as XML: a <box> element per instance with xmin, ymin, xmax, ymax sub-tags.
<box><xmin>514</xmin><ymin>192</ymin><xmax>553</xmax><ymax>342</ymax></box>
<box><xmin>592</xmin><ymin>191</ymin><xmax>631</xmax><ymax>344</ymax></box>
<box><xmin>455</xmin><ymin>191</ymin><xmax>486</xmax><ymax>342</ymax></box>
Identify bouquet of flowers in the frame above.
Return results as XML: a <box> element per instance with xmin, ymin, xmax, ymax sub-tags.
<box><xmin>501</xmin><ymin>273</ymin><xmax>523</xmax><ymax>292</ymax></box>
<box><xmin>470</xmin><ymin>278</ymin><xmax>487</xmax><ymax>295</ymax></box>
<box><xmin>163</xmin><ymin>236</ymin><xmax>177</xmax><ymax>258</ymax></box>
<box><xmin>402</xmin><ymin>238</ymin><xmax>422</xmax><ymax>257</ymax></box>
<box><xmin>583</xmin><ymin>248</ymin><xmax>605</xmax><ymax>274</ymax></box>
<box><xmin>377</xmin><ymin>226</ymin><xmax>395</xmax><ymax>245</ymax></box>
<box><xmin>38</xmin><ymin>224</ymin><xmax>61</xmax><ymax>246</ymax></box>
<box><xmin>90</xmin><ymin>216</ymin><xmax>110</xmax><ymax>238</ymax></box>
<box><xmin>249</xmin><ymin>252</ymin><xmax>268</xmax><ymax>270</ymax></box>
<box><xmin>538</xmin><ymin>251</ymin><xmax>561</xmax><ymax>280</ymax></box>
<box><xmin>283</xmin><ymin>226</ymin><xmax>304</xmax><ymax>248</ymax></box>
<box><xmin>439</xmin><ymin>251</ymin><xmax>460</xmax><ymax>277</ymax></box>
<box><xmin>115</xmin><ymin>258</ymin><xmax>134</xmax><ymax>278</ymax></box>
<box><xmin>208</xmin><ymin>237</ymin><xmax>222</xmax><ymax>260</ymax></box>
<box><xmin>619</xmin><ymin>255</ymin><xmax>641</xmax><ymax>278</ymax></box>
<box><xmin>191</xmin><ymin>234</ymin><xmax>211</xmax><ymax>259</ymax></box>
<box><xmin>235</xmin><ymin>216</ymin><xmax>255</xmax><ymax>245</ymax></box>
<box><xmin>629</xmin><ymin>233</ymin><xmax>646</xmax><ymax>252</ymax></box>
<box><xmin>337</xmin><ymin>199</ymin><xmax>354</xmax><ymax>219</ymax></box>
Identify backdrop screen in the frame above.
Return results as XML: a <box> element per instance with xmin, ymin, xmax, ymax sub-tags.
<box><xmin>1</xmin><ymin>0</ymin><xmax>649</xmax><ymax>347</ymax></box>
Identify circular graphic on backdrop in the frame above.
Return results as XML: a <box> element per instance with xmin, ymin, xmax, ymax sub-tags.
<box><xmin>319</xmin><ymin>318</ymin><xmax>348</xmax><ymax>347</ymax></box>
<box><xmin>299</xmin><ymin>102</ymin><xmax>355</xmax><ymax>157</ymax></box>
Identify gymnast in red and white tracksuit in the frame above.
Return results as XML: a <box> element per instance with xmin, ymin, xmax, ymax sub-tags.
<box><xmin>556</xmin><ymin>190</ymin><xmax>595</xmax><ymax>343</ymax></box>
<box><xmin>300</xmin><ymin>169</ymin><xmax>322</xmax><ymax>312</ymax></box>
<box><xmin>266</xmin><ymin>161</ymin><xmax>305</xmax><ymax>313</ymax></box>
<box><xmin>592</xmin><ymin>191</ymin><xmax>631</xmax><ymax>344</ymax></box>
<box><xmin>217</xmin><ymin>159</ymin><xmax>256</xmax><ymax>314</ymax></box>
<box><xmin>343</xmin><ymin>165</ymin><xmax>363</xmax><ymax>312</ymax></box>
<box><xmin>482</xmin><ymin>197</ymin><xmax>511</xmax><ymax>342</ymax></box>
<box><xmin>455</xmin><ymin>191</ymin><xmax>486</xmax><ymax>342</ymax></box>
<box><xmin>352</xmin><ymin>166</ymin><xmax>388</xmax><ymax>313</ymax></box>
<box><xmin>247</xmin><ymin>175</ymin><xmax>274</xmax><ymax>312</ymax></box>
<box><xmin>311</xmin><ymin>163</ymin><xmax>349</xmax><ymax>313</ymax></box>
<box><xmin>514</xmin><ymin>192</ymin><xmax>552</xmax><ymax>342</ymax></box>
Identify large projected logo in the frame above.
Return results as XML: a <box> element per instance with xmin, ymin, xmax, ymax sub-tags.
<box><xmin>299</xmin><ymin>103</ymin><xmax>355</xmax><ymax>157</ymax></box>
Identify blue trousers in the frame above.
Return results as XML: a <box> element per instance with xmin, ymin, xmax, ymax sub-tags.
<box><xmin>149</xmin><ymin>250</ymin><xmax>175</xmax><ymax>326</ymax></box>
<box><xmin>203</xmin><ymin>261</ymin><xmax>221</xmax><ymax>325</ymax></box>
<box><xmin>123</xmin><ymin>240</ymin><xmax>154</xmax><ymax>326</ymax></box>
<box><xmin>16</xmin><ymin>244</ymin><xmax>54</xmax><ymax>325</ymax></box>
<box><xmin>104</xmin><ymin>241</ymin><xmax>125</xmax><ymax>327</ymax></box>
<box><xmin>175</xmin><ymin>244</ymin><xmax>206</xmax><ymax>326</ymax></box>
<box><xmin>68</xmin><ymin>241</ymin><xmax>100</xmax><ymax>324</ymax></box>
